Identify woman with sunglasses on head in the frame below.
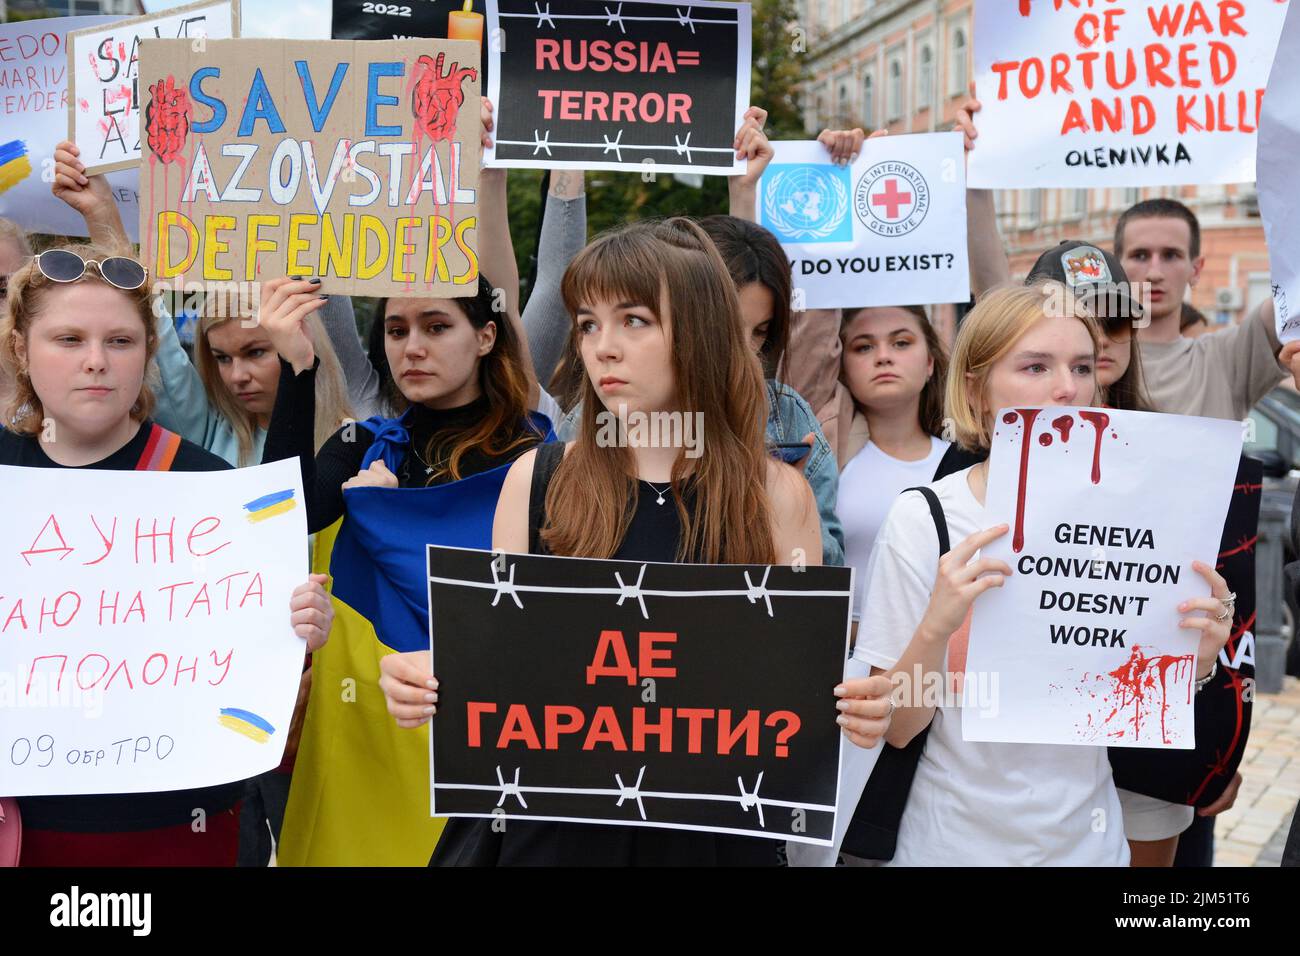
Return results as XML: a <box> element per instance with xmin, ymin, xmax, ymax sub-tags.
<box><xmin>0</xmin><ymin>243</ymin><xmax>335</xmax><ymax>867</ymax></box>
<box><xmin>375</xmin><ymin>218</ymin><xmax>894</xmax><ymax>866</ymax></box>
<box><xmin>50</xmin><ymin>142</ymin><xmax>371</xmax><ymax>467</ymax></box>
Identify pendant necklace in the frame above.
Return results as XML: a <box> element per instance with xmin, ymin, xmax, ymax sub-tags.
<box><xmin>643</xmin><ymin>480</ymin><xmax>671</xmax><ymax>506</ymax></box>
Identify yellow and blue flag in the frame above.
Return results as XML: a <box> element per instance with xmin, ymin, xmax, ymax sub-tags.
<box><xmin>278</xmin><ymin>411</ymin><xmax>553</xmax><ymax>866</ymax></box>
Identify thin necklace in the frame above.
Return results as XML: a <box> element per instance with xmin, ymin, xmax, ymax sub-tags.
<box><xmin>411</xmin><ymin>441</ymin><xmax>438</xmax><ymax>477</ymax></box>
<box><xmin>642</xmin><ymin>479</ymin><xmax>671</xmax><ymax>506</ymax></box>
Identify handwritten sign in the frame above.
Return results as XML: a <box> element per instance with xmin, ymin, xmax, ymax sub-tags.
<box><xmin>757</xmin><ymin>133</ymin><xmax>969</xmax><ymax>309</ymax></box>
<box><xmin>136</xmin><ymin>37</ymin><xmax>481</xmax><ymax>298</ymax></box>
<box><xmin>427</xmin><ymin>545</ymin><xmax>850</xmax><ymax>844</ymax></box>
<box><xmin>484</xmin><ymin>0</ymin><xmax>750</xmax><ymax>174</ymax></box>
<box><xmin>968</xmin><ymin>0</ymin><xmax>1290</xmax><ymax>188</ymax></box>
<box><xmin>0</xmin><ymin>16</ymin><xmax>141</xmax><ymax>241</ymax></box>
<box><xmin>0</xmin><ymin>460</ymin><xmax>308</xmax><ymax>797</ymax></box>
<box><xmin>963</xmin><ymin>407</ymin><xmax>1239</xmax><ymax>749</ymax></box>
<box><xmin>1260</xmin><ymin>0</ymin><xmax>1300</xmax><ymax>342</ymax></box>
<box><xmin>67</xmin><ymin>0</ymin><xmax>239</xmax><ymax>176</ymax></box>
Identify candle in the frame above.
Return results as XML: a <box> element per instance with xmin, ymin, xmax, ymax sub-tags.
<box><xmin>448</xmin><ymin>1</ymin><xmax>484</xmax><ymax>44</ymax></box>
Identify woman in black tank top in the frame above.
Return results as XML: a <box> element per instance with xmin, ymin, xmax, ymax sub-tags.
<box><xmin>378</xmin><ymin>219</ymin><xmax>896</xmax><ymax>866</ymax></box>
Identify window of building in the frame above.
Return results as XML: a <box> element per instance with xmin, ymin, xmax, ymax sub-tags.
<box><xmin>863</xmin><ymin>72</ymin><xmax>876</xmax><ymax>129</ymax></box>
<box><xmin>949</xmin><ymin>25</ymin><xmax>968</xmax><ymax>96</ymax></box>
<box><xmin>887</xmin><ymin>53</ymin><xmax>903</xmax><ymax>121</ymax></box>
<box><xmin>918</xmin><ymin>43</ymin><xmax>934</xmax><ymax>112</ymax></box>
<box><xmin>838</xmin><ymin>81</ymin><xmax>851</xmax><ymax>126</ymax></box>
<box><xmin>1018</xmin><ymin>189</ymin><xmax>1042</xmax><ymax>230</ymax></box>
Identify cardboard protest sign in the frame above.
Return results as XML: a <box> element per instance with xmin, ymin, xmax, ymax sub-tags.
<box><xmin>67</xmin><ymin>0</ymin><xmax>240</xmax><ymax>176</ymax></box>
<box><xmin>136</xmin><ymin>37</ymin><xmax>481</xmax><ymax>298</ymax></box>
<box><xmin>427</xmin><ymin>546</ymin><xmax>850</xmax><ymax>845</ymax></box>
<box><xmin>484</xmin><ymin>0</ymin><xmax>749</xmax><ymax>174</ymax></box>
<box><xmin>0</xmin><ymin>459</ymin><xmax>308</xmax><ymax>796</ymax></box>
<box><xmin>968</xmin><ymin>0</ymin><xmax>1289</xmax><ymax>188</ymax></box>
<box><xmin>757</xmin><ymin>133</ymin><xmax>969</xmax><ymax>310</ymax></box>
<box><xmin>964</xmin><ymin>407</ymin><xmax>1240</xmax><ymax>749</ymax></box>
<box><xmin>0</xmin><ymin>16</ymin><xmax>142</xmax><ymax>241</ymax></box>
<box><xmin>1259</xmin><ymin>0</ymin><xmax>1300</xmax><ymax>342</ymax></box>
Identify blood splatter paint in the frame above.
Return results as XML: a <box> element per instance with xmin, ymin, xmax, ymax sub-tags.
<box><xmin>1008</xmin><ymin>408</ymin><xmax>1042</xmax><ymax>553</ymax></box>
<box><xmin>1069</xmin><ymin>645</ymin><xmax>1195</xmax><ymax>745</ymax></box>
<box><xmin>1079</xmin><ymin>410</ymin><xmax>1109</xmax><ymax>484</ymax></box>
<box><xmin>144</xmin><ymin>75</ymin><xmax>190</xmax><ymax>166</ymax></box>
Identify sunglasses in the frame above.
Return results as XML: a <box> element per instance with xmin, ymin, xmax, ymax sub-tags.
<box><xmin>34</xmin><ymin>250</ymin><xmax>147</xmax><ymax>291</ymax></box>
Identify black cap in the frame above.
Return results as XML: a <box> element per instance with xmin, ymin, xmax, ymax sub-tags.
<box><xmin>1026</xmin><ymin>240</ymin><xmax>1144</xmax><ymax>324</ymax></box>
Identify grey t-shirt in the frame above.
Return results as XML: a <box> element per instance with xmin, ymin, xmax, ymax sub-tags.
<box><xmin>1139</xmin><ymin>309</ymin><xmax>1283</xmax><ymax>421</ymax></box>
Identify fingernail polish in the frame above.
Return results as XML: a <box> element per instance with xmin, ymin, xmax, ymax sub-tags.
<box><xmin>835</xmin><ymin>715</ymin><xmax>847</xmax><ymax>726</ymax></box>
<box><xmin>835</xmin><ymin>700</ymin><xmax>849</xmax><ymax>711</ymax></box>
<box><xmin>318</xmin><ymin>294</ymin><xmax>329</xmax><ymax>300</ymax></box>
<box><xmin>833</xmin><ymin>685</ymin><xmax>846</xmax><ymax>697</ymax></box>
<box><xmin>309</xmin><ymin>276</ymin><xmax>322</xmax><ymax>285</ymax></box>
<box><xmin>427</xmin><ymin>678</ymin><xmax>439</xmax><ymax>690</ymax></box>
<box><xmin>425</xmin><ymin>692</ymin><xmax>438</xmax><ymax>703</ymax></box>
<box><xmin>422</xmin><ymin>705</ymin><xmax>436</xmax><ymax>715</ymax></box>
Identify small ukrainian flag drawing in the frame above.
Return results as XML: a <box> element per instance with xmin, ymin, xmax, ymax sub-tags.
<box><xmin>0</xmin><ymin>140</ymin><xmax>33</xmax><ymax>195</ymax></box>
<box><xmin>243</xmin><ymin>488</ymin><xmax>297</xmax><ymax>523</ymax></box>
<box><xmin>218</xmin><ymin>708</ymin><xmax>276</xmax><ymax>744</ymax></box>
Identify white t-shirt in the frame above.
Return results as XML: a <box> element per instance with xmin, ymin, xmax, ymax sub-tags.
<box><xmin>840</xmin><ymin>436</ymin><xmax>949</xmax><ymax>621</ymax></box>
<box><xmin>852</xmin><ymin>467</ymin><xmax>1129</xmax><ymax>867</ymax></box>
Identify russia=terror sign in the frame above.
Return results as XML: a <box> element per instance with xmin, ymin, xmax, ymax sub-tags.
<box><xmin>967</xmin><ymin>0</ymin><xmax>1289</xmax><ymax>188</ymax></box>
<box><xmin>426</xmin><ymin>546</ymin><xmax>851</xmax><ymax>845</ymax></box>
<box><xmin>484</xmin><ymin>0</ymin><xmax>750</xmax><ymax>174</ymax></box>
<box><xmin>136</xmin><ymin>37</ymin><xmax>481</xmax><ymax>298</ymax></box>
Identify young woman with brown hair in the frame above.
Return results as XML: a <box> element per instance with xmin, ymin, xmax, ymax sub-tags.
<box><xmin>377</xmin><ymin>218</ymin><xmax>893</xmax><ymax>866</ymax></box>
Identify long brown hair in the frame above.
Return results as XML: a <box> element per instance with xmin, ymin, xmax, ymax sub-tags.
<box><xmin>382</xmin><ymin>276</ymin><xmax>539</xmax><ymax>482</ymax></box>
<box><xmin>698</xmin><ymin>215</ymin><xmax>792</xmax><ymax>379</ymax></box>
<box><xmin>1</xmin><ymin>241</ymin><xmax>157</xmax><ymax>434</ymax></box>
<box><xmin>1100</xmin><ymin>322</ymin><xmax>1152</xmax><ymax>412</ymax></box>
<box><xmin>841</xmin><ymin>304</ymin><xmax>948</xmax><ymax>437</ymax></box>
<box><xmin>543</xmin><ymin>218</ymin><xmax>775</xmax><ymax>564</ymax></box>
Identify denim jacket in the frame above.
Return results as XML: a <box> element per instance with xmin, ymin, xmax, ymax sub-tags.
<box><xmin>555</xmin><ymin>381</ymin><xmax>846</xmax><ymax>566</ymax></box>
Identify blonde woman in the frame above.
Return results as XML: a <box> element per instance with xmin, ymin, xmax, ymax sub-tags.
<box><xmin>853</xmin><ymin>284</ymin><xmax>1235</xmax><ymax>866</ymax></box>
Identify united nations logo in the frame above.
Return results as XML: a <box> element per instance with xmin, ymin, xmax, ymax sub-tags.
<box><xmin>761</xmin><ymin>165</ymin><xmax>852</xmax><ymax>243</ymax></box>
<box><xmin>854</xmin><ymin>161</ymin><xmax>929</xmax><ymax>237</ymax></box>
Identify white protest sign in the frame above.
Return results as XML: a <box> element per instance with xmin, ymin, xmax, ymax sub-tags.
<box><xmin>757</xmin><ymin>133</ymin><xmax>969</xmax><ymax>310</ymax></box>
<box><xmin>1259</xmin><ymin>0</ymin><xmax>1300</xmax><ymax>342</ymax></box>
<box><xmin>968</xmin><ymin>0</ymin><xmax>1289</xmax><ymax>188</ymax></box>
<box><xmin>0</xmin><ymin>459</ymin><xmax>308</xmax><ymax>796</ymax></box>
<box><xmin>964</xmin><ymin>407</ymin><xmax>1239</xmax><ymax>749</ymax></box>
<box><xmin>0</xmin><ymin>16</ymin><xmax>141</xmax><ymax>241</ymax></box>
<box><xmin>68</xmin><ymin>0</ymin><xmax>240</xmax><ymax>176</ymax></box>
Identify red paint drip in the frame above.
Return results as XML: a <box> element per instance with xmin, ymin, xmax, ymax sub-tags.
<box><xmin>1078</xmin><ymin>410</ymin><xmax>1110</xmax><ymax>484</ymax></box>
<box><xmin>1038</xmin><ymin>433</ymin><xmax>1053</xmax><ymax>446</ymax></box>
<box><xmin>1010</xmin><ymin>407</ymin><xmax>1042</xmax><ymax>553</ymax></box>
<box><xmin>1051</xmin><ymin>414</ymin><xmax>1074</xmax><ymax>442</ymax></box>
<box><xmin>1001</xmin><ymin>411</ymin><xmax>1018</xmax><ymax>424</ymax></box>
<box><xmin>1100</xmin><ymin>645</ymin><xmax>1195</xmax><ymax>744</ymax></box>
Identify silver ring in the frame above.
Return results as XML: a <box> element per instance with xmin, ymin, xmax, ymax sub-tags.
<box><xmin>1215</xmin><ymin>607</ymin><xmax>1232</xmax><ymax>623</ymax></box>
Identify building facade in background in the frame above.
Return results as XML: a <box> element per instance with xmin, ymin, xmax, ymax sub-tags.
<box><xmin>798</xmin><ymin>0</ymin><xmax>1271</xmax><ymax>331</ymax></box>
<box><xmin>4</xmin><ymin>0</ymin><xmax>139</xmax><ymax>21</ymax></box>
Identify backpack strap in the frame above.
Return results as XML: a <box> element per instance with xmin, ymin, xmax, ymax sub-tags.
<box><xmin>135</xmin><ymin>423</ymin><xmax>182</xmax><ymax>472</ymax></box>
<box><xmin>903</xmin><ymin>485</ymin><xmax>950</xmax><ymax>556</ymax></box>
<box><xmin>526</xmin><ymin>441</ymin><xmax>567</xmax><ymax>555</ymax></box>
<box><xmin>841</xmin><ymin>483</ymin><xmax>949</xmax><ymax>862</ymax></box>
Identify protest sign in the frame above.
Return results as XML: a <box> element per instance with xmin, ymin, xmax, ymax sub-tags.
<box><xmin>427</xmin><ymin>545</ymin><xmax>850</xmax><ymax>844</ymax></box>
<box><xmin>136</xmin><ymin>37</ymin><xmax>481</xmax><ymax>298</ymax></box>
<box><xmin>757</xmin><ymin>133</ymin><xmax>969</xmax><ymax>310</ymax></box>
<box><xmin>1259</xmin><ymin>0</ymin><xmax>1300</xmax><ymax>342</ymax></box>
<box><xmin>968</xmin><ymin>0</ymin><xmax>1289</xmax><ymax>188</ymax></box>
<box><xmin>0</xmin><ymin>459</ymin><xmax>308</xmax><ymax>797</ymax></box>
<box><xmin>963</xmin><ymin>407</ymin><xmax>1240</xmax><ymax>749</ymax></box>
<box><xmin>484</xmin><ymin>0</ymin><xmax>749</xmax><ymax>175</ymax></box>
<box><xmin>67</xmin><ymin>0</ymin><xmax>240</xmax><ymax>176</ymax></box>
<box><xmin>0</xmin><ymin>16</ymin><xmax>141</xmax><ymax>242</ymax></box>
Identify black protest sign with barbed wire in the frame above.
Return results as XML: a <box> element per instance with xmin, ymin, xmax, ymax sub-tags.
<box><xmin>427</xmin><ymin>544</ymin><xmax>850</xmax><ymax>844</ymax></box>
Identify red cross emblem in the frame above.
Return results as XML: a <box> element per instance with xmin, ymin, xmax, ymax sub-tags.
<box><xmin>870</xmin><ymin>178</ymin><xmax>914</xmax><ymax>221</ymax></box>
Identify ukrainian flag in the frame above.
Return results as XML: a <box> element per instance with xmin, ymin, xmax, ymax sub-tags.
<box><xmin>277</xmin><ymin>412</ymin><xmax>553</xmax><ymax>867</ymax></box>
<box><xmin>0</xmin><ymin>140</ymin><xmax>32</xmax><ymax>194</ymax></box>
